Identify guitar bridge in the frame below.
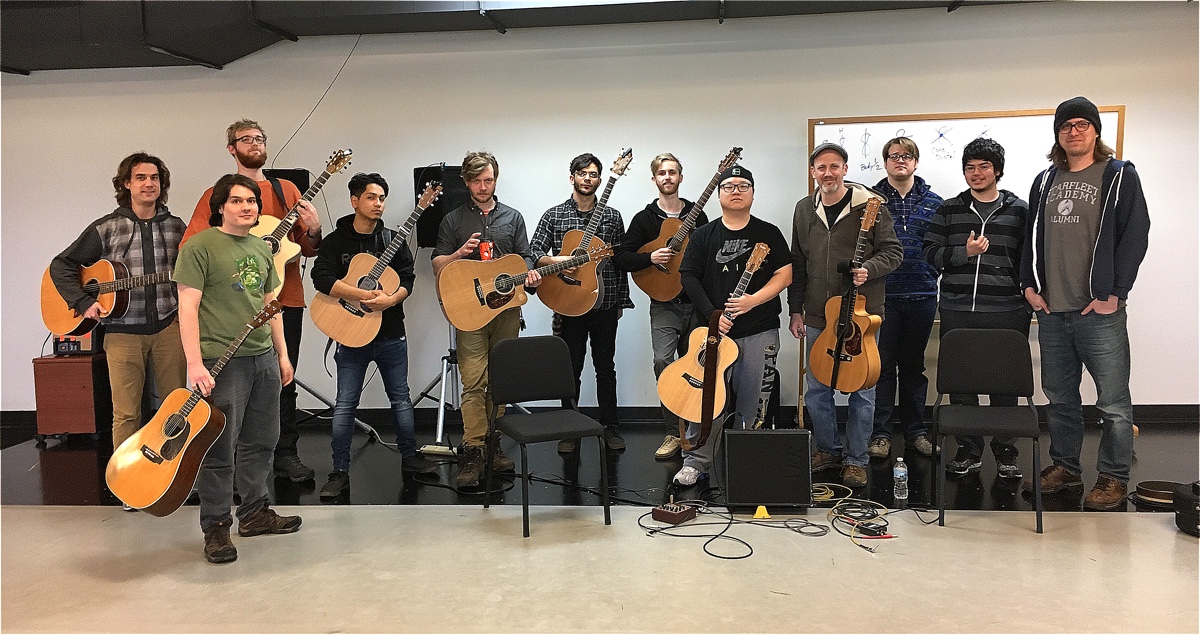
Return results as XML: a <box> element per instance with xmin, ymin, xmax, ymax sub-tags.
<box><xmin>558</xmin><ymin>273</ymin><xmax>581</xmax><ymax>286</ymax></box>
<box><xmin>824</xmin><ymin>348</ymin><xmax>852</xmax><ymax>363</ymax></box>
<box><xmin>474</xmin><ymin>279</ymin><xmax>485</xmax><ymax>306</ymax></box>
<box><xmin>682</xmin><ymin>373</ymin><xmax>704</xmax><ymax>389</ymax></box>
<box><xmin>338</xmin><ymin>298</ymin><xmax>366</xmax><ymax>316</ymax></box>
<box><xmin>140</xmin><ymin>446</ymin><xmax>164</xmax><ymax>464</ymax></box>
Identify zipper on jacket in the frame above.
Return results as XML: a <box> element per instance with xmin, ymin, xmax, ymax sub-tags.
<box><xmin>967</xmin><ymin>199</ymin><xmax>1000</xmax><ymax>312</ymax></box>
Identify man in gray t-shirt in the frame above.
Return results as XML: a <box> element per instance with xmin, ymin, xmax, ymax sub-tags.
<box><xmin>1022</xmin><ymin>96</ymin><xmax>1150</xmax><ymax>511</ymax></box>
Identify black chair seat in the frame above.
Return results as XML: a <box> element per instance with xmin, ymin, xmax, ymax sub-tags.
<box><xmin>496</xmin><ymin>410</ymin><xmax>604</xmax><ymax>445</ymax></box>
<box><xmin>935</xmin><ymin>405</ymin><xmax>1039</xmax><ymax>438</ymax></box>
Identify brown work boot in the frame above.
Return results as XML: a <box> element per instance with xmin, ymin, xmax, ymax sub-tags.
<box><xmin>491</xmin><ymin>446</ymin><xmax>516</xmax><ymax>472</ymax></box>
<box><xmin>238</xmin><ymin>505</ymin><xmax>302</xmax><ymax>537</ymax></box>
<box><xmin>203</xmin><ymin>521</ymin><xmax>237</xmax><ymax>564</ymax></box>
<box><xmin>811</xmin><ymin>449</ymin><xmax>842</xmax><ymax>472</ymax></box>
<box><xmin>1021</xmin><ymin>465</ymin><xmax>1084</xmax><ymax>494</ymax></box>
<box><xmin>456</xmin><ymin>445</ymin><xmax>484</xmax><ymax>488</ymax></box>
<box><xmin>841</xmin><ymin>464</ymin><xmax>868</xmax><ymax>488</ymax></box>
<box><xmin>1083</xmin><ymin>475</ymin><xmax>1128</xmax><ymax>510</ymax></box>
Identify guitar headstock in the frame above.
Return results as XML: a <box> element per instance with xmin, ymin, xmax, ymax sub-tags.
<box><xmin>718</xmin><ymin>147</ymin><xmax>744</xmax><ymax>172</ymax></box>
<box><xmin>250</xmin><ymin>300</ymin><xmax>283</xmax><ymax>329</ymax></box>
<box><xmin>610</xmin><ymin>148</ymin><xmax>634</xmax><ymax>177</ymax></box>
<box><xmin>588</xmin><ymin>244</ymin><xmax>615</xmax><ymax>261</ymax></box>
<box><xmin>326</xmin><ymin>149</ymin><xmax>353</xmax><ymax>175</ymax></box>
<box><xmin>417</xmin><ymin>181</ymin><xmax>443</xmax><ymax>210</ymax></box>
<box><xmin>861</xmin><ymin>197</ymin><xmax>881</xmax><ymax>231</ymax></box>
<box><xmin>745</xmin><ymin>242</ymin><xmax>770</xmax><ymax>274</ymax></box>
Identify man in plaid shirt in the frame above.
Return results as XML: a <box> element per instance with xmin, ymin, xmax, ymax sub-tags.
<box><xmin>530</xmin><ymin>152</ymin><xmax>633</xmax><ymax>453</ymax></box>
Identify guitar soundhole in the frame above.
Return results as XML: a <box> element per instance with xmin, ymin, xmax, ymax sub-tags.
<box><xmin>263</xmin><ymin>236</ymin><xmax>280</xmax><ymax>254</ymax></box>
<box><xmin>162</xmin><ymin>413</ymin><xmax>188</xmax><ymax>439</ymax></box>
<box><xmin>356</xmin><ymin>277</ymin><xmax>380</xmax><ymax>292</ymax></box>
<box><xmin>159</xmin><ymin>416</ymin><xmax>191</xmax><ymax>462</ymax></box>
<box><xmin>494</xmin><ymin>276</ymin><xmax>514</xmax><ymax>295</ymax></box>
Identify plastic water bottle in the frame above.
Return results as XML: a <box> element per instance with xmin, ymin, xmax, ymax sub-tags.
<box><xmin>893</xmin><ymin>457</ymin><xmax>909</xmax><ymax>508</ymax></box>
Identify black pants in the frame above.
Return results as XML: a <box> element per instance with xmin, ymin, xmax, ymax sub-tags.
<box><xmin>275</xmin><ymin>306</ymin><xmax>304</xmax><ymax>458</ymax></box>
<box><xmin>555</xmin><ymin>307</ymin><xmax>620</xmax><ymax>428</ymax></box>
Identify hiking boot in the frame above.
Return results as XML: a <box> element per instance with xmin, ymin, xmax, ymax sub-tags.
<box><xmin>456</xmin><ymin>445</ymin><xmax>484</xmax><ymax>488</ymax></box>
<box><xmin>1084</xmin><ymin>474</ymin><xmax>1128</xmax><ymax>510</ymax></box>
<box><xmin>557</xmin><ymin>438</ymin><xmax>578</xmax><ymax>454</ymax></box>
<box><xmin>203</xmin><ymin>521</ymin><xmax>237</xmax><ymax>564</ymax></box>
<box><xmin>811</xmin><ymin>449</ymin><xmax>842</xmax><ymax>472</ymax></box>
<box><xmin>868</xmin><ymin>437</ymin><xmax>891</xmax><ymax>459</ymax></box>
<box><xmin>1022</xmin><ymin>465</ymin><xmax>1084</xmax><ymax>494</ymax></box>
<box><xmin>491</xmin><ymin>446</ymin><xmax>516</xmax><ymax>472</ymax></box>
<box><xmin>673</xmin><ymin>465</ymin><xmax>706</xmax><ymax>487</ymax></box>
<box><xmin>319</xmin><ymin>471</ymin><xmax>349</xmax><ymax>499</ymax></box>
<box><xmin>238</xmin><ymin>505</ymin><xmax>302</xmax><ymax>537</ymax></box>
<box><xmin>273</xmin><ymin>454</ymin><xmax>315</xmax><ymax>483</ymax></box>
<box><xmin>654</xmin><ymin>435</ymin><xmax>682</xmax><ymax>459</ymax></box>
<box><xmin>908</xmin><ymin>434</ymin><xmax>934</xmax><ymax>457</ymax></box>
<box><xmin>604</xmin><ymin>427</ymin><xmax>626</xmax><ymax>451</ymax></box>
<box><xmin>841</xmin><ymin>464</ymin><xmax>868</xmax><ymax>488</ymax></box>
<box><xmin>947</xmin><ymin>449</ymin><xmax>982</xmax><ymax>476</ymax></box>
<box><xmin>401</xmin><ymin>453</ymin><xmax>439</xmax><ymax>474</ymax></box>
<box><xmin>995</xmin><ymin>453</ymin><xmax>1023</xmax><ymax>480</ymax></box>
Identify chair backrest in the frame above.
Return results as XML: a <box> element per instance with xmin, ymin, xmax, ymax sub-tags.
<box><xmin>487</xmin><ymin>335</ymin><xmax>578</xmax><ymax>406</ymax></box>
<box><xmin>936</xmin><ymin>328</ymin><xmax>1034</xmax><ymax>398</ymax></box>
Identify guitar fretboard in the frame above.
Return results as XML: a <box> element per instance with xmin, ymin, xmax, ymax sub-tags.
<box><xmin>84</xmin><ymin>270</ymin><xmax>173</xmax><ymax>294</ymax></box>
<box><xmin>669</xmin><ymin>150</ymin><xmax>741</xmax><ymax>250</ymax></box>
<box><xmin>721</xmin><ymin>261</ymin><xmax>760</xmax><ymax>323</ymax></box>
<box><xmin>366</xmin><ymin>203</ymin><xmax>430</xmax><ymax>281</ymax></box>
<box><xmin>579</xmin><ymin>175</ymin><xmax>619</xmax><ymax>247</ymax></box>
<box><xmin>270</xmin><ymin>168</ymin><xmax>335</xmax><ymax>241</ymax></box>
<box><xmin>499</xmin><ymin>249</ymin><xmax>606</xmax><ymax>288</ymax></box>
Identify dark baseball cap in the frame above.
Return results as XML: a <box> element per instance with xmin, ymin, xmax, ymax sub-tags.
<box><xmin>810</xmin><ymin>142</ymin><xmax>849</xmax><ymax>165</ymax></box>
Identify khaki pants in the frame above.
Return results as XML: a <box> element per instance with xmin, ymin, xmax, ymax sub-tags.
<box><xmin>103</xmin><ymin>318</ymin><xmax>187</xmax><ymax>450</ymax></box>
<box><xmin>456</xmin><ymin>308</ymin><xmax>521</xmax><ymax>448</ymax></box>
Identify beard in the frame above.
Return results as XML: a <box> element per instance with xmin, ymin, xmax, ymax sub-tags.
<box><xmin>657</xmin><ymin>181</ymin><xmax>679</xmax><ymax>196</ymax></box>
<box><xmin>573</xmin><ymin>181</ymin><xmax>597</xmax><ymax>198</ymax></box>
<box><xmin>235</xmin><ymin>147</ymin><xmax>268</xmax><ymax>170</ymax></box>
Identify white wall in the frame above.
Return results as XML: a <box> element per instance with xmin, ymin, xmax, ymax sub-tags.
<box><xmin>3</xmin><ymin>2</ymin><xmax>1197</xmax><ymax>412</ymax></box>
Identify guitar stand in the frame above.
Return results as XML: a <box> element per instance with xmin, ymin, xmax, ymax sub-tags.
<box><xmin>293</xmin><ymin>376</ymin><xmax>387</xmax><ymax>446</ymax></box>
<box><xmin>414</xmin><ymin>325</ymin><xmax>461</xmax><ymax>458</ymax></box>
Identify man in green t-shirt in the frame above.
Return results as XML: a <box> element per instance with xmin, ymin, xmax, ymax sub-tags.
<box><xmin>176</xmin><ymin>173</ymin><xmax>302</xmax><ymax>564</ymax></box>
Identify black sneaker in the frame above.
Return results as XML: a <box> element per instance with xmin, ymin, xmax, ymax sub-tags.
<box><xmin>203</xmin><ymin>521</ymin><xmax>237</xmax><ymax>564</ymax></box>
<box><xmin>401</xmin><ymin>453</ymin><xmax>439</xmax><ymax>474</ymax></box>
<box><xmin>238</xmin><ymin>505</ymin><xmax>302</xmax><ymax>537</ymax></box>
<box><xmin>319</xmin><ymin>471</ymin><xmax>349</xmax><ymax>499</ymax></box>
<box><xmin>604</xmin><ymin>427</ymin><xmax>626</xmax><ymax>451</ymax></box>
<box><xmin>946</xmin><ymin>449</ymin><xmax>982</xmax><ymax>476</ymax></box>
<box><xmin>273</xmin><ymin>454</ymin><xmax>315</xmax><ymax>482</ymax></box>
<box><xmin>995</xmin><ymin>454</ymin><xmax>1023</xmax><ymax>480</ymax></box>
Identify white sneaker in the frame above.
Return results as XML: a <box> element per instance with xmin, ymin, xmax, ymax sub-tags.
<box><xmin>654</xmin><ymin>435</ymin><xmax>681</xmax><ymax>459</ymax></box>
<box><xmin>673</xmin><ymin>466</ymin><xmax>703</xmax><ymax>487</ymax></box>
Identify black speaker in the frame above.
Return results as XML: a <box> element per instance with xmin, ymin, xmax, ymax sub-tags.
<box><xmin>414</xmin><ymin>165</ymin><xmax>468</xmax><ymax>248</ymax></box>
<box><xmin>262</xmin><ymin>168</ymin><xmax>311</xmax><ymax>194</ymax></box>
<box><xmin>723</xmin><ymin>429</ymin><xmax>812</xmax><ymax>508</ymax></box>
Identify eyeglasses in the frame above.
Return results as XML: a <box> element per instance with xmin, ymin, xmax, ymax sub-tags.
<box><xmin>886</xmin><ymin>153</ymin><xmax>916</xmax><ymax>162</ymax></box>
<box><xmin>573</xmin><ymin>170</ymin><xmax>600</xmax><ymax>179</ymax></box>
<box><xmin>1057</xmin><ymin>120</ymin><xmax>1092</xmax><ymax>134</ymax></box>
<box><xmin>719</xmin><ymin>183</ymin><xmax>752</xmax><ymax>193</ymax></box>
<box><xmin>235</xmin><ymin>135</ymin><xmax>267</xmax><ymax>146</ymax></box>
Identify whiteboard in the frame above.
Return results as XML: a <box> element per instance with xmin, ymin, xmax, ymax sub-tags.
<box><xmin>808</xmin><ymin>107</ymin><xmax>1124</xmax><ymax>200</ymax></box>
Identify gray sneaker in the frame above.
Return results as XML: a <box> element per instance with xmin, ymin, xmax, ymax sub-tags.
<box><xmin>867</xmin><ymin>437</ymin><xmax>891</xmax><ymax>459</ymax></box>
<box><xmin>908</xmin><ymin>434</ymin><xmax>934</xmax><ymax>457</ymax></box>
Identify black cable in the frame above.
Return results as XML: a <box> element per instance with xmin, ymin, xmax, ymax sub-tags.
<box><xmin>271</xmin><ymin>34</ymin><xmax>362</xmax><ymax>168</ymax></box>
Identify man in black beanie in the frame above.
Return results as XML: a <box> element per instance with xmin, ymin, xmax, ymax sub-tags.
<box><xmin>1021</xmin><ymin>96</ymin><xmax>1150</xmax><ymax>510</ymax></box>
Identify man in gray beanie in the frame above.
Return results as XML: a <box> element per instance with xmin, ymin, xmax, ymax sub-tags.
<box><xmin>1021</xmin><ymin>96</ymin><xmax>1150</xmax><ymax>510</ymax></box>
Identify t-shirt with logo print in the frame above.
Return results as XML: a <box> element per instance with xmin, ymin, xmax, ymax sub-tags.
<box><xmin>1044</xmin><ymin>159</ymin><xmax>1107</xmax><ymax>312</ymax></box>
<box><xmin>679</xmin><ymin>215</ymin><xmax>792</xmax><ymax>340</ymax></box>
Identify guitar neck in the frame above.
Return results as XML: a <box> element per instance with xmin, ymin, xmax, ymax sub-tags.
<box><xmin>720</xmin><ymin>266</ymin><xmax>759</xmax><ymax>323</ymax></box>
<box><xmin>669</xmin><ymin>173</ymin><xmax>722</xmax><ymax>248</ymax></box>
<box><xmin>176</xmin><ymin>317</ymin><xmax>260</xmax><ymax>417</ymax></box>
<box><xmin>580</xmin><ymin>175</ymin><xmax>618</xmax><ymax>244</ymax></box>
<box><xmin>91</xmin><ymin>270</ymin><xmax>173</xmax><ymax>294</ymax></box>
<box><xmin>365</xmin><ymin>205</ymin><xmax>427</xmax><ymax>281</ymax></box>
<box><xmin>270</xmin><ymin>168</ymin><xmax>334</xmax><ymax>240</ymax></box>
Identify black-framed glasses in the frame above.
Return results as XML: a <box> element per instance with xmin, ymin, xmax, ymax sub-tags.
<box><xmin>573</xmin><ymin>170</ymin><xmax>600</xmax><ymax>179</ymax></box>
<box><xmin>235</xmin><ymin>135</ymin><xmax>267</xmax><ymax>146</ymax></box>
<box><xmin>1057</xmin><ymin>120</ymin><xmax>1092</xmax><ymax>134</ymax></box>
<box><xmin>719</xmin><ymin>183</ymin><xmax>752</xmax><ymax>193</ymax></box>
<box><xmin>886</xmin><ymin>153</ymin><xmax>916</xmax><ymax>162</ymax></box>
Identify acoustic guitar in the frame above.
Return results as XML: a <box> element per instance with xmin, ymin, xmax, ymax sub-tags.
<box><xmin>632</xmin><ymin>146</ymin><xmax>742</xmax><ymax>302</ymax></box>
<box><xmin>809</xmin><ymin>197</ymin><xmax>883</xmax><ymax>393</ymax></box>
<box><xmin>437</xmin><ymin>243</ymin><xmax>613</xmax><ymax>332</ymax></box>
<box><xmin>40</xmin><ymin>260</ymin><xmax>173</xmax><ymax>336</ymax></box>
<box><xmin>105</xmin><ymin>300</ymin><xmax>282</xmax><ymax>517</ymax></box>
<box><xmin>657</xmin><ymin>242</ymin><xmax>769</xmax><ymax>423</ymax></box>
<box><xmin>251</xmin><ymin>149</ymin><xmax>353</xmax><ymax>295</ymax></box>
<box><xmin>310</xmin><ymin>182</ymin><xmax>442</xmax><ymax>347</ymax></box>
<box><xmin>536</xmin><ymin>148</ymin><xmax>633</xmax><ymax>317</ymax></box>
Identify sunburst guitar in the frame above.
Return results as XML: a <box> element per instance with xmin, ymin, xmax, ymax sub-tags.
<box><xmin>106</xmin><ymin>301</ymin><xmax>282</xmax><ymax>517</ymax></box>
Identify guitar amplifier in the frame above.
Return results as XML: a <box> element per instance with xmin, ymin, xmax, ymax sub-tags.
<box><xmin>723</xmin><ymin>429</ymin><xmax>812</xmax><ymax>509</ymax></box>
<box><xmin>53</xmin><ymin>331</ymin><xmax>99</xmax><ymax>356</ymax></box>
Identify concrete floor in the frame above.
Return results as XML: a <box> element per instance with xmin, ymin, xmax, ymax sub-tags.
<box><xmin>2</xmin><ymin>504</ymin><xmax>1196</xmax><ymax>633</ymax></box>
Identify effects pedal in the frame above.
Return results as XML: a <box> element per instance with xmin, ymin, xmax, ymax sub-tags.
<box><xmin>652</xmin><ymin>502</ymin><xmax>696</xmax><ymax>525</ymax></box>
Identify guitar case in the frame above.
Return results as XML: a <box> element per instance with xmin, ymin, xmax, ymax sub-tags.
<box><xmin>1173</xmin><ymin>482</ymin><xmax>1199</xmax><ymax>537</ymax></box>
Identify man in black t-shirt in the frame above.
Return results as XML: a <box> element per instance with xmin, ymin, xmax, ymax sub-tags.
<box><xmin>674</xmin><ymin>165</ymin><xmax>792</xmax><ymax>487</ymax></box>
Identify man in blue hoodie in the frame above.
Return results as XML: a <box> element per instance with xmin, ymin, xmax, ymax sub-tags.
<box><xmin>1021</xmin><ymin>96</ymin><xmax>1150</xmax><ymax>510</ymax></box>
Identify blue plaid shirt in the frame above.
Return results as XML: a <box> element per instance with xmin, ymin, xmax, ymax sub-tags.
<box><xmin>529</xmin><ymin>197</ymin><xmax>633</xmax><ymax>312</ymax></box>
<box><xmin>874</xmin><ymin>176</ymin><xmax>943</xmax><ymax>299</ymax></box>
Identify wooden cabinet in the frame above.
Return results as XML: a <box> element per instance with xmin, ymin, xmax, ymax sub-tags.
<box><xmin>32</xmin><ymin>353</ymin><xmax>111</xmax><ymax>440</ymax></box>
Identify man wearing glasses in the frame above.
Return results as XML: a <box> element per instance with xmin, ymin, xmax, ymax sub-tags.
<box><xmin>432</xmin><ymin>151</ymin><xmax>541</xmax><ymax>489</ymax></box>
<box><xmin>530</xmin><ymin>153</ymin><xmax>633</xmax><ymax>453</ymax></box>
<box><xmin>183</xmin><ymin>119</ymin><xmax>323</xmax><ymax>484</ymax></box>
<box><xmin>788</xmin><ymin>143</ymin><xmax>902</xmax><ymax>489</ymax></box>
<box><xmin>1021</xmin><ymin>96</ymin><xmax>1150</xmax><ymax>510</ymax></box>
<box><xmin>673</xmin><ymin>165</ymin><xmax>792</xmax><ymax>487</ymax></box>
<box><xmin>867</xmin><ymin>137</ymin><xmax>943</xmax><ymax>464</ymax></box>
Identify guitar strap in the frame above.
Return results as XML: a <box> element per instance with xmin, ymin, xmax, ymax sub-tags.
<box><xmin>679</xmin><ymin>311</ymin><xmax>724</xmax><ymax>452</ymax></box>
<box><xmin>267</xmin><ymin>177</ymin><xmax>291</xmax><ymax>221</ymax></box>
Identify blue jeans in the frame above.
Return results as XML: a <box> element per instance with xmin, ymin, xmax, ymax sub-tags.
<box><xmin>872</xmin><ymin>296</ymin><xmax>936</xmax><ymax>441</ymax></box>
<box><xmin>1037</xmin><ymin>308</ymin><xmax>1134</xmax><ymax>482</ymax></box>
<box><xmin>331</xmin><ymin>336</ymin><xmax>416</xmax><ymax>472</ymax></box>
<box><xmin>805</xmin><ymin>325</ymin><xmax>876</xmax><ymax>467</ymax></box>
